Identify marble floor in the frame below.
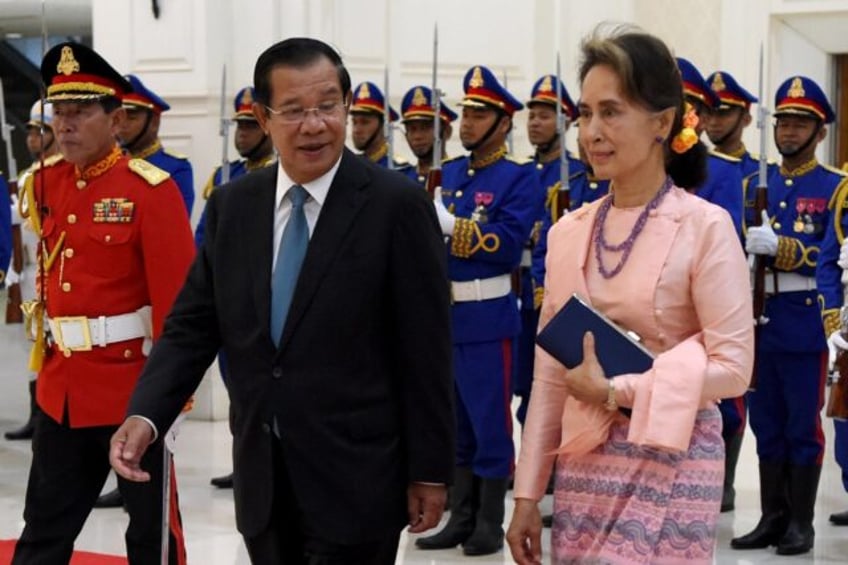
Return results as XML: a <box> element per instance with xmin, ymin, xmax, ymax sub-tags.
<box><xmin>1</xmin><ymin>322</ymin><xmax>847</xmax><ymax>564</ymax></box>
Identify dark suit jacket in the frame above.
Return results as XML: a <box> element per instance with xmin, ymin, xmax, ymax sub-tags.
<box><xmin>128</xmin><ymin>149</ymin><xmax>455</xmax><ymax>542</ymax></box>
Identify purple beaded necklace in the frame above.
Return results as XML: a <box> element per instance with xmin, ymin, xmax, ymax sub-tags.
<box><xmin>593</xmin><ymin>176</ymin><xmax>673</xmax><ymax>279</ymax></box>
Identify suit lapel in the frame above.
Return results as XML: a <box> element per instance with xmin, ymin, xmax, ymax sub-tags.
<box><xmin>275</xmin><ymin>149</ymin><xmax>371</xmax><ymax>354</ymax></box>
<box><xmin>249</xmin><ymin>167</ymin><xmax>278</xmax><ymax>338</ymax></box>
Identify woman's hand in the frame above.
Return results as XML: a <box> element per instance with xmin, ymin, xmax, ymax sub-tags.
<box><xmin>563</xmin><ymin>332</ymin><xmax>608</xmax><ymax>404</ymax></box>
<box><xmin>506</xmin><ymin>498</ymin><xmax>543</xmax><ymax>565</ymax></box>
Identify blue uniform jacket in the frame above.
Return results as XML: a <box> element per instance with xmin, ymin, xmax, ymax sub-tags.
<box><xmin>745</xmin><ymin>160</ymin><xmax>844</xmax><ymax>352</ymax></box>
<box><xmin>696</xmin><ymin>151</ymin><xmax>744</xmax><ymax>237</ymax></box>
<box><xmin>813</xmin><ymin>167</ymin><xmax>848</xmax><ymax>336</ymax></box>
<box><xmin>144</xmin><ymin>146</ymin><xmax>194</xmax><ymax>215</ymax></box>
<box><xmin>441</xmin><ymin>154</ymin><xmax>542</xmax><ymax>343</ymax></box>
<box><xmin>530</xmin><ymin>160</ymin><xmax>610</xmax><ymax>307</ymax></box>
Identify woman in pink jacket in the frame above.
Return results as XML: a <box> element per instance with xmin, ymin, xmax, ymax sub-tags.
<box><xmin>506</xmin><ymin>27</ymin><xmax>754</xmax><ymax>564</ymax></box>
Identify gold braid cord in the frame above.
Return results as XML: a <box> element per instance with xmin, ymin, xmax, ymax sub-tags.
<box><xmin>450</xmin><ymin>218</ymin><xmax>500</xmax><ymax>258</ymax></box>
<box><xmin>774</xmin><ymin>236</ymin><xmax>802</xmax><ymax>270</ymax></box>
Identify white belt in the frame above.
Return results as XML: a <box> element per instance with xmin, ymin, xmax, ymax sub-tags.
<box><xmin>451</xmin><ymin>274</ymin><xmax>512</xmax><ymax>303</ymax></box>
<box><xmin>764</xmin><ymin>272</ymin><xmax>816</xmax><ymax>294</ymax></box>
<box><xmin>48</xmin><ymin>306</ymin><xmax>152</xmax><ymax>352</ymax></box>
<box><xmin>520</xmin><ymin>248</ymin><xmax>532</xmax><ymax>268</ymax></box>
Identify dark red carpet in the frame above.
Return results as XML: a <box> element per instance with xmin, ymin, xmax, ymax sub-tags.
<box><xmin>0</xmin><ymin>539</ymin><xmax>128</xmax><ymax>564</ymax></box>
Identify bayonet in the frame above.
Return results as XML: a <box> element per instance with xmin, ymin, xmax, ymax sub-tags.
<box><xmin>219</xmin><ymin>65</ymin><xmax>230</xmax><ymax>184</ymax></box>
<box><xmin>384</xmin><ymin>66</ymin><xmax>394</xmax><ymax>170</ymax></box>
<box><xmin>426</xmin><ymin>23</ymin><xmax>441</xmax><ymax>199</ymax></box>
<box><xmin>555</xmin><ymin>53</ymin><xmax>570</xmax><ymax>218</ymax></box>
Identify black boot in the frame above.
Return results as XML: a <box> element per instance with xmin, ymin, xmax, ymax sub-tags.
<box><xmin>730</xmin><ymin>462</ymin><xmax>789</xmax><ymax>549</ymax></box>
<box><xmin>210</xmin><ymin>472</ymin><xmax>234</xmax><ymax>488</ymax></box>
<box><xmin>776</xmin><ymin>465</ymin><xmax>820</xmax><ymax>555</ymax></box>
<box><xmin>4</xmin><ymin>380</ymin><xmax>37</xmax><ymax>441</ymax></box>
<box><xmin>94</xmin><ymin>487</ymin><xmax>125</xmax><ymax>509</ymax></box>
<box><xmin>462</xmin><ymin>477</ymin><xmax>508</xmax><ymax>556</ymax></box>
<box><xmin>829</xmin><ymin>509</ymin><xmax>848</xmax><ymax>525</ymax></box>
<box><xmin>721</xmin><ymin>433</ymin><xmax>743</xmax><ymax>512</ymax></box>
<box><xmin>416</xmin><ymin>467</ymin><xmax>476</xmax><ymax>550</ymax></box>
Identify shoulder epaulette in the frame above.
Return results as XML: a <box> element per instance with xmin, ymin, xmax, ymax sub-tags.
<box><xmin>163</xmin><ymin>148</ymin><xmax>189</xmax><ymax>160</ymax></box>
<box><xmin>31</xmin><ymin>153</ymin><xmax>65</xmax><ymax>172</ymax></box>
<box><xmin>128</xmin><ymin>158</ymin><xmax>171</xmax><ymax>186</ymax></box>
<box><xmin>709</xmin><ymin>150</ymin><xmax>741</xmax><ymax>163</ymax></box>
<box><xmin>441</xmin><ymin>155</ymin><xmax>464</xmax><ymax>165</ymax></box>
<box><xmin>823</xmin><ymin>163</ymin><xmax>848</xmax><ymax>177</ymax></box>
<box><xmin>392</xmin><ymin>155</ymin><xmax>410</xmax><ymax>166</ymax></box>
<box><xmin>505</xmin><ymin>154</ymin><xmax>532</xmax><ymax>165</ymax></box>
<box><xmin>748</xmin><ymin>152</ymin><xmax>777</xmax><ymax>166</ymax></box>
<box><xmin>202</xmin><ymin>167</ymin><xmax>221</xmax><ymax>200</ymax></box>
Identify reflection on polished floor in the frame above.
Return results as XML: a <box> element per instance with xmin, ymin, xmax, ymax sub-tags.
<box><xmin>1</xmin><ymin>322</ymin><xmax>847</xmax><ymax>564</ymax></box>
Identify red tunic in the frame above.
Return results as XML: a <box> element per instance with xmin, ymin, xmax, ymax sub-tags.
<box><xmin>34</xmin><ymin>148</ymin><xmax>195</xmax><ymax>427</ymax></box>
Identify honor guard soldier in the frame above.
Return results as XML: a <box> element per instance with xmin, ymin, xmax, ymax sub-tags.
<box><xmin>679</xmin><ymin>58</ymin><xmax>749</xmax><ymax>515</ymax></box>
<box><xmin>399</xmin><ymin>85</ymin><xmax>456</xmax><ymax>185</ymax></box>
<box><xmin>349</xmin><ymin>81</ymin><xmax>412</xmax><ymax>171</ymax></box>
<box><xmin>415</xmin><ymin>65</ymin><xmax>542</xmax><ymax>556</ymax></box>
<box><xmin>706</xmin><ymin>70</ymin><xmax>762</xmax><ymax>177</ymax></box>
<box><xmin>813</xmin><ymin>102</ymin><xmax>848</xmax><ymax>530</ymax></box>
<box><xmin>4</xmin><ymin>101</ymin><xmax>61</xmax><ymax>442</ymax></box>
<box><xmin>11</xmin><ymin>42</ymin><xmax>194</xmax><ymax>564</ymax></box>
<box><xmin>731</xmin><ymin>76</ymin><xmax>842</xmax><ymax>556</ymax></box>
<box><xmin>195</xmin><ymin>86</ymin><xmax>276</xmax><ymax>248</ymax></box>
<box><xmin>678</xmin><ymin>58</ymin><xmax>745</xmax><ymax>236</ymax></box>
<box><xmin>517</xmin><ymin>75</ymin><xmax>609</xmax><ymax>426</ymax></box>
<box><xmin>119</xmin><ymin>74</ymin><xmax>195</xmax><ymax>215</ymax></box>
<box><xmin>706</xmin><ymin>69</ymin><xmax>775</xmax><ymax>513</ymax></box>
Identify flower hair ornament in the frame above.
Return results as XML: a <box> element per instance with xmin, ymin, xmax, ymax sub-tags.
<box><xmin>670</xmin><ymin>101</ymin><xmax>699</xmax><ymax>154</ymax></box>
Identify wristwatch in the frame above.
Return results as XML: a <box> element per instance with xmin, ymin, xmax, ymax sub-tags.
<box><xmin>605</xmin><ymin>378</ymin><xmax>618</xmax><ymax>411</ymax></box>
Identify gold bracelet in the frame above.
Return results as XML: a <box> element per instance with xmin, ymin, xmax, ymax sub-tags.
<box><xmin>605</xmin><ymin>379</ymin><xmax>618</xmax><ymax>411</ymax></box>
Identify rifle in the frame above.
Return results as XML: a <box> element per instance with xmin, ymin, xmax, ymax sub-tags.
<box><xmin>750</xmin><ymin>44</ymin><xmax>770</xmax><ymax>391</ymax></box>
<box><xmin>218</xmin><ymin>65</ymin><xmax>230</xmax><ymax>184</ymax></box>
<box><xmin>503</xmin><ymin>69</ymin><xmax>513</xmax><ymax>155</ymax></box>
<box><xmin>383</xmin><ymin>66</ymin><xmax>394</xmax><ymax>170</ymax></box>
<box><xmin>0</xmin><ymin>77</ymin><xmax>24</xmax><ymax>323</ymax></box>
<box><xmin>554</xmin><ymin>53</ymin><xmax>570</xmax><ymax>220</ymax></box>
<box><xmin>425</xmin><ymin>23</ymin><xmax>441</xmax><ymax>199</ymax></box>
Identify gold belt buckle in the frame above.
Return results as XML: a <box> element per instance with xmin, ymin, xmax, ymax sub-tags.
<box><xmin>52</xmin><ymin>316</ymin><xmax>93</xmax><ymax>352</ymax></box>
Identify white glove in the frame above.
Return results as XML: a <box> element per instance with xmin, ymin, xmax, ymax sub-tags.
<box><xmin>433</xmin><ymin>186</ymin><xmax>456</xmax><ymax>236</ymax></box>
<box><xmin>838</xmin><ymin>238</ymin><xmax>848</xmax><ymax>270</ymax></box>
<box><xmin>5</xmin><ymin>269</ymin><xmax>21</xmax><ymax>286</ymax></box>
<box><xmin>828</xmin><ymin>330</ymin><xmax>848</xmax><ymax>370</ymax></box>
<box><xmin>745</xmin><ymin>210</ymin><xmax>778</xmax><ymax>256</ymax></box>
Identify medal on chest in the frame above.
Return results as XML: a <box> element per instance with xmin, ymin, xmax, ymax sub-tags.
<box><xmin>471</xmin><ymin>192</ymin><xmax>494</xmax><ymax>224</ymax></box>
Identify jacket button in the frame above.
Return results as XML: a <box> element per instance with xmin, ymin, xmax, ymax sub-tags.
<box><xmin>272</xmin><ymin>367</ymin><xmax>282</xmax><ymax>379</ymax></box>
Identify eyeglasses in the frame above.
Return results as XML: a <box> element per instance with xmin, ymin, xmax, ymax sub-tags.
<box><xmin>264</xmin><ymin>100</ymin><xmax>346</xmax><ymax>124</ymax></box>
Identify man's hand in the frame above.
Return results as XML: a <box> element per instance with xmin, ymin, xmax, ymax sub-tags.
<box><xmin>406</xmin><ymin>482</ymin><xmax>447</xmax><ymax>533</ymax></box>
<box><xmin>109</xmin><ymin>417</ymin><xmax>155</xmax><ymax>482</ymax></box>
<box><xmin>745</xmin><ymin>210</ymin><xmax>778</xmax><ymax>256</ymax></box>
<box><xmin>432</xmin><ymin>186</ymin><xmax>456</xmax><ymax>236</ymax></box>
<box><xmin>506</xmin><ymin>498</ymin><xmax>543</xmax><ymax>565</ymax></box>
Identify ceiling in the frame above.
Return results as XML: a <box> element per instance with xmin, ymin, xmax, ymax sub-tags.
<box><xmin>0</xmin><ymin>0</ymin><xmax>91</xmax><ymax>38</ymax></box>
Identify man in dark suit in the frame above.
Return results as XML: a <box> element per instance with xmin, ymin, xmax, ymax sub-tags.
<box><xmin>109</xmin><ymin>37</ymin><xmax>454</xmax><ymax>564</ymax></box>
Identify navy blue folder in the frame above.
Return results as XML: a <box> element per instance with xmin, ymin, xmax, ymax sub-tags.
<box><xmin>536</xmin><ymin>294</ymin><xmax>655</xmax><ymax>377</ymax></box>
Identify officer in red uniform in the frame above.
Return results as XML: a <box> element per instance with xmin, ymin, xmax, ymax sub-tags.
<box><xmin>11</xmin><ymin>42</ymin><xmax>194</xmax><ymax>565</ymax></box>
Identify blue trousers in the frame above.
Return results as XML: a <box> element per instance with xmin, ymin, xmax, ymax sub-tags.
<box><xmin>835</xmin><ymin>419</ymin><xmax>848</xmax><ymax>491</ymax></box>
<box><xmin>749</xmin><ymin>351</ymin><xmax>826</xmax><ymax>465</ymax></box>
<box><xmin>454</xmin><ymin>339</ymin><xmax>514</xmax><ymax>479</ymax></box>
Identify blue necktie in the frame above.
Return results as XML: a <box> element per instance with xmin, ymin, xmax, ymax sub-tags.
<box><xmin>270</xmin><ymin>185</ymin><xmax>308</xmax><ymax>344</ymax></box>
